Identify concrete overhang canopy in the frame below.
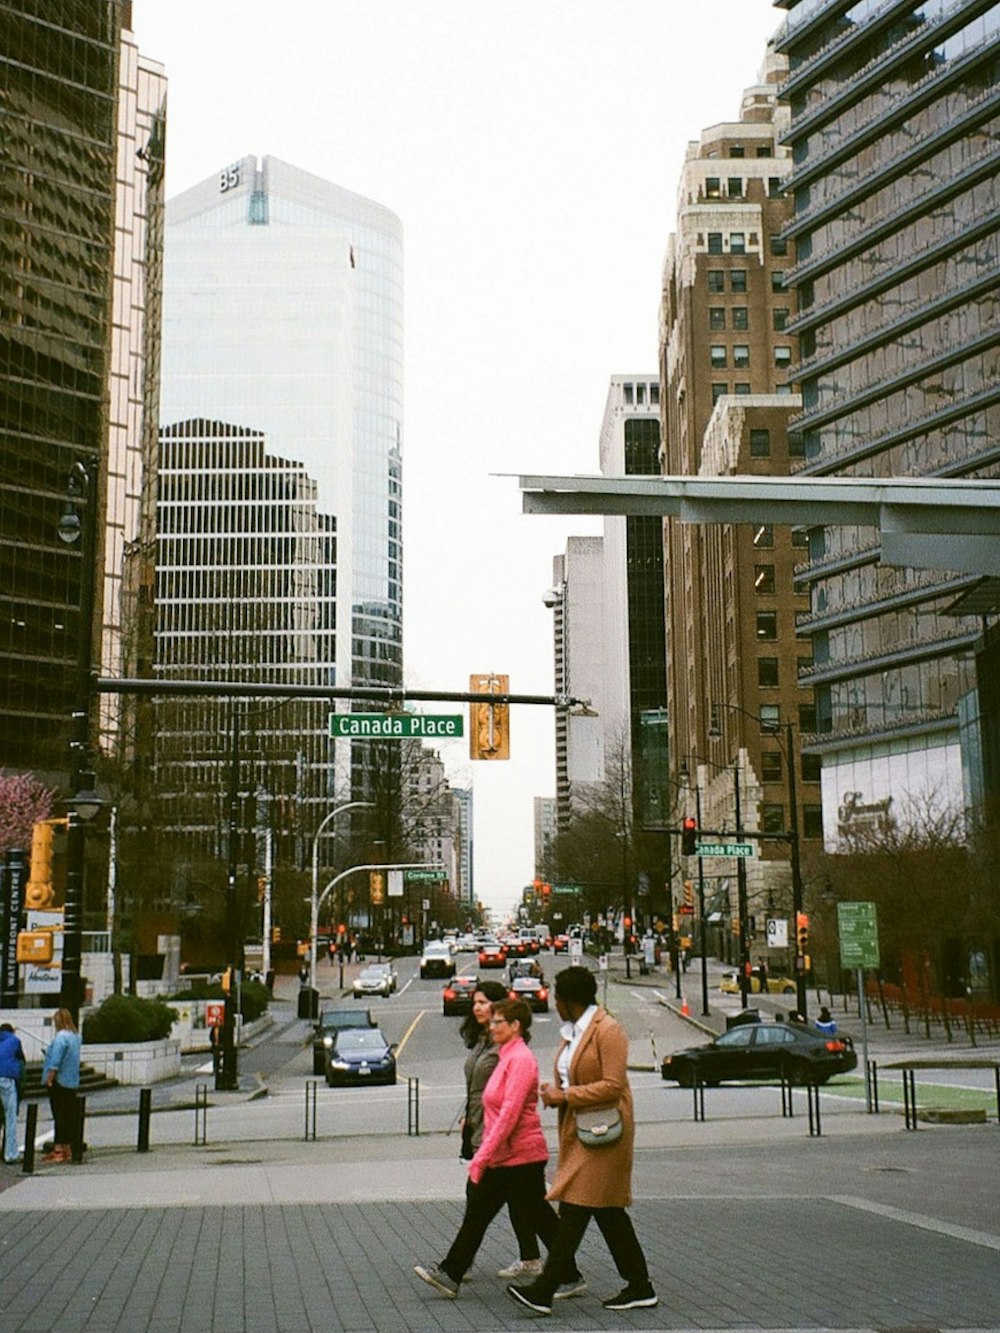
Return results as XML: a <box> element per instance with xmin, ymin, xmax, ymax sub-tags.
<box><xmin>517</xmin><ymin>474</ymin><xmax>1000</xmax><ymax>577</ymax></box>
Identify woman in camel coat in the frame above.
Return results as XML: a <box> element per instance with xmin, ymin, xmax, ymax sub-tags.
<box><xmin>506</xmin><ymin>965</ymin><xmax>657</xmax><ymax>1316</ymax></box>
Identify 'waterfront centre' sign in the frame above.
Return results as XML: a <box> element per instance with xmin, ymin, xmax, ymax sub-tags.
<box><xmin>329</xmin><ymin>712</ymin><xmax>464</xmax><ymax>740</ymax></box>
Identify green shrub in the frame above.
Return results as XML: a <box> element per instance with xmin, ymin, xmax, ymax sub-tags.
<box><xmin>83</xmin><ymin>993</ymin><xmax>178</xmax><ymax>1044</ymax></box>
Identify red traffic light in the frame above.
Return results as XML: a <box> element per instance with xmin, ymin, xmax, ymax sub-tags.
<box><xmin>681</xmin><ymin>816</ymin><xmax>699</xmax><ymax>856</ymax></box>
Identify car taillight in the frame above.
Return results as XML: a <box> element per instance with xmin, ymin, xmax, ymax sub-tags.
<box><xmin>825</xmin><ymin>1040</ymin><xmax>845</xmax><ymax>1052</ymax></box>
<box><xmin>538</xmin><ymin>989</ymin><xmax>548</xmax><ymax>1000</ymax></box>
<box><xmin>508</xmin><ymin>990</ymin><xmax>517</xmax><ymax>999</ymax></box>
<box><xmin>443</xmin><ymin>989</ymin><xmax>456</xmax><ymax>1000</ymax></box>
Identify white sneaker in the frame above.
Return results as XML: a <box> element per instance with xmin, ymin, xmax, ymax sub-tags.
<box><xmin>497</xmin><ymin>1258</ymin><xmax>543</xmax><ymax>1278</ymax></box>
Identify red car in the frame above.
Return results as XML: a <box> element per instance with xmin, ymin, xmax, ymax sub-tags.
<box><xmin>478</xmin><ymin>942</ymin><xmax>507</xmax><ymax>968</ymax></box>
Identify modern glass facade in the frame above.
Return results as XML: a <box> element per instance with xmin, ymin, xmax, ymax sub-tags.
<box><xmin>159</xmin><ymin>157</ymin><xmax>404</xmax><ymax>820</ymax></box>
<box><xmin>775</xmin><ymin>0</ymin><xmax>999</xmax><ymax>831</ymax></box>
<box><xmin>0</xmin><ymin>1</ymin><xmax>163</xmax><ymax>782</ymax></box>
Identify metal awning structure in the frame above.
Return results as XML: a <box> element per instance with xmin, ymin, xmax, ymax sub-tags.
<box><xmin>517</xmin><ymin>474</ymin><xmax>1000</xmax><ymax>578</ymax></box>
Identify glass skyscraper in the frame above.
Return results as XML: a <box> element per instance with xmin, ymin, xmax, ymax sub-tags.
<box><xmin>775</xmin><ymin>0</ymin><xmax>999</xmax><ymax>837</ymax></box>
<box><xmin>158</xmin><ymin>157</ymin><xmax>403</xmax><ymax>834</ymax></box>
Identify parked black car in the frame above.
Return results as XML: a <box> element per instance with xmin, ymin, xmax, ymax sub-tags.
<box><xmin>324</xmin><ymin>1026</ymin><xmax>397</xmax><ymax>1087</ymax></box>
<box><xmin>661</xmin><ymin>1020</ymin><xmax>856</xmax><ymax>1087</ymax></box>
<box><xmin>312</xmin><ymin>1007</ymin><xmax>375</xmax><ymax>1074</ymax></box>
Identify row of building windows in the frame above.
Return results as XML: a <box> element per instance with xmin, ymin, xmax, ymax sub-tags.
<box><xmin>709</xmin><ymin>307</ymin><xmax>791</xmax><ymax>331</ymax></box>
<box><xmin>709</xmin><ymin>345</ymin><xmax>794</xmax><ymax>370</ymax></box>
<box><xmin>622</xmin><ymin>381</ymin><xmax>660</xmax><ymax>405</ymax></box>
<box><xmin>712</xmin><ymin>383</ymin><xmax>799</xmax><ymax>405</ymax></box>
<box><xmin>703</xmin><ymin>176</ymin><xmax>785</xmax><ymax>199</ymax></box>
<box><xmin>757</xmin><ymin>655</ymin><xmax>815</xmax><ymax>688</ymax></box>
<box><xmin>707</xmin><ymin>269</ymin><xmax>788</xmax><ymax>293</ymax></box>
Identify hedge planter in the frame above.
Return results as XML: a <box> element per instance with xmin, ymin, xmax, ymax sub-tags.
<box><xmin>81</xmin><ymin>1038</ymin><xmax>182</xmax><ymax>1086</ymax></box>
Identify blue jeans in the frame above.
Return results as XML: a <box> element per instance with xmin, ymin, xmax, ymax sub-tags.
<box><xmin>0</xmin><ymin>1076</ymin><xmax>19</xmax><ymax>1161</ymax></box>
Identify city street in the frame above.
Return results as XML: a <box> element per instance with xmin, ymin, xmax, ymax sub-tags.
<box><xmin>1</xmin><ymin>957</ymin><xmax>998</xmax><ymax>1331</ymax></box>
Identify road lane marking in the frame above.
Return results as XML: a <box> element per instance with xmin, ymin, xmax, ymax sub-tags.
<box><xmin>831</xmin><ymin>1196</ymin><xmax>1000</xmax><ymax>1252</ymax></box>
<box><xmin>395</xmin><ymin>1007</ymin><xmax>425</xmax><ymax>1060</ymax></box>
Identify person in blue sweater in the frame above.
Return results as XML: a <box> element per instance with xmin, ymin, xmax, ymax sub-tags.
<box><xmin>41</xmin><ymin>1008</ymin><xmax>81</xmax><ymax>1164</ymax></box>
<box><xmin>0</xmin><ymin>1022</ymin><xmax>26</xmax><ymax>1163</ymax></box>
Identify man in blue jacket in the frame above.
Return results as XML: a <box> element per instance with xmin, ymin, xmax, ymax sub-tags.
<box><xmin>0</xmin><ymin>1022</ymin><xmax>26</xmax><ymax>1164</ymax></box>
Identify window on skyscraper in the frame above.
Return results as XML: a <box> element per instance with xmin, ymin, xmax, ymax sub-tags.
<box><xmin>756</xmin><ymin>611</ymin><xmax>778</xmax><ymax>640</ymax></box>
<box><xmin>731</xmin><ymin>270</ymin><xmax>748</xmax><ymax>293</ymax></box>
<box><xmin>750</xmin><ymin>429</ymin><xmax>771</xmax><ymax>457</ymax></box>
<box><xmin>730</xmin><ymin>233</ymin><xmax>746</xmax><ymax>254</ymax></box>
<box><xmin>708</xmin><ymin>270</ymin><xmax>725</xmax><ymax>293</ymax></box>
<box><xmin>758</xmin><ymin>658</ymin><xmax>779</xmax><ymax>688</ymax></box>
<box><xmin>710</xmin><ymin>308</ymin><xmax>726</xmax><ymax>330</ymax></box>
<box><xmin>732</xmin><ymin>307</ymin><xmax>749</xmax><ymax>330</ymax></box>
<box><xmin>754</xmin><ymin>565</ymin><xmax>776</xmax><ymax>594</ymax></box>
<box><xmin>733</xmin><ymin>344</ymin><xmax>750</xmax><ymax>368</ymax></box>
<box><xmin>710</xmin><ymin>345</ymin><xmax>727</xmax><ymax>369</ymax></box>
<box><xmin>708</xmin><ymin>233</ymin><xmax>724</xmax><ymax>254</ymax></box>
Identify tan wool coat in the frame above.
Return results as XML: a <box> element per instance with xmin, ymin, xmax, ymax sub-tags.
<box><xmin>546</xmin><ymin>1007</ymin><xmax>635</xmax><ymax>1208</ymax></box>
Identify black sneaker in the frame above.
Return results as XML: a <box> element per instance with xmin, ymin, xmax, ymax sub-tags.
<box><xmin>602</xmin><ymin>1284</ymin><xmax>658</xmax><ymax>1311</ymax></box>
<box><xmin>507</xmin><ymin>1281</ymin><xmax>553</xmax><ymax>1315</ymax></box>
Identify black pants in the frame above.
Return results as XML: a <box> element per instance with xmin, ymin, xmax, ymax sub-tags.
<box><xmin>534</xmin><ymin>1201</ymin><xmax>650</xmax><ymax>1298</ymax></box>
<box><xmin>440</xmin><ymin>1162</ymin><xmax>570</xmax><ymax>1283</ymax></box>
<box><xmin>49</xmin><ymin>1082</ymin><xmax>78</xmax><ymax>1146</ymax></box>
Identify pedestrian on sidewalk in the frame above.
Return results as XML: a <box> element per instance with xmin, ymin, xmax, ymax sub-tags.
<box><xmin>0</xmin><ymin>1022</ymin><xmax>26</xmax><ymax>1164</ymax></box>
<box><xmin>815</xmin><ymin>1006</ymin><xmax>838</xmax><ymax>1036</ymax></box>
<box><xmin>41</xmin><ymin>1008</ymin><xmax>81</xmax><ymax>1164</ymax></box>
<box><xmin>507</xmin><ymin>965</ymin><xmax>657</xmax><ymax>1317</ymax></box>
<box><xmin>415</xmin><ymin>998</ymin><xmax>582</xmax><ymax>1302</ymax></box>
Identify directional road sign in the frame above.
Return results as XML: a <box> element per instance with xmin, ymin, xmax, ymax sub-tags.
<box><xmin>695</xmin><ymin>841</ymin><xmax>755</xmax><ymax>858</ymax></box>
<box><xmin>838</xmin><ymin>900</ymin><xmax>880</xmax><ymax>969</ymax></box>
<box><xmin>329</xmin><ymin>712</ymin><xmax>463</xmax><ymax>739</ymax></box>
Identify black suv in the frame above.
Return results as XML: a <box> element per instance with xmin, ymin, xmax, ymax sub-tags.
<box><xmin>312</xmin><ymin>1007</ymin><xmax>375</xmax><ymax>1074</ymax></box>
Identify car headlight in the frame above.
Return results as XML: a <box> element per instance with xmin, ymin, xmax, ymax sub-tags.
<box><xmin>323</xmin><ymin>1036</ymin><xmax>333</xmax><ymax>1047</ymax></box>
<box><xmin>329</xmin><ymin>1059</ymin><xmax>350</xmax><ymax>1071</ymax></box>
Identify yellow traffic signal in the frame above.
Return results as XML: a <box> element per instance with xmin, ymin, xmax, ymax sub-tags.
<box><xmin>796</xmin><ymin>911</ymin><xmax>810</xmax><ymax>955</ymax></box>
<box><xmin>25</xmin><ymin>818</ymin><xmax>67</xmax><ymax>909</ymax></box>
<box><xmin>469</xmin><ymin>673</ymin><xmax>510</xmax><ymax>760</ymax></box>
<box><xmin>370</xmin><ymin>870</ymin><xmax>385</xmax><ymax>905</ymax></box>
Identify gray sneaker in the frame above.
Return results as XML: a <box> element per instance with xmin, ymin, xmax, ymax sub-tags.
<box><xmin>554</xmin><ymin>1278</ymin><xmax>588</xmax><ymax>1300</ymax></box>
<box><xmin>414</xmin><ymin>1264</ymin><xmax>459</xmax><ymax>1298</ymax></box>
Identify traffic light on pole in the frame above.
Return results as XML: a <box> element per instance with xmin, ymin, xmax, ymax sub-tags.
<box><xmin>681</xmin><ymin>816</ymin><xmax>698</xmax><ymax>857</ymax></box>
<box><xmin>469</xmin><ymin>673</ymin><xmax>510</xmax><ymax>760</ymax></box>
<box><xmin>796</xmin><ymin>911</ymin><xmax>809</xmax><ymax>955</ymax></box>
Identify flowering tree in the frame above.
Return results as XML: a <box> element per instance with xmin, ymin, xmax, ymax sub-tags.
<box><xmin>0</xmin><ymin>771</ymin><xmax>56</xmax><ymax>856</ymax></box>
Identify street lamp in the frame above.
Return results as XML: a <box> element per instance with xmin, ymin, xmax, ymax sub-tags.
<box><xmin>57</xmin><ymin>460</ymin><xmax>99</xmax><ymax>1024</ymax></box>
<box><xmin>709</xmin><ymin>704</ymin><xmax>807</xmax><ymax>1019</ymax></box>
<box><xmin>309</xmin><ymin>801</ymin><xmax>374</xmax><ymax>990</ymax></box>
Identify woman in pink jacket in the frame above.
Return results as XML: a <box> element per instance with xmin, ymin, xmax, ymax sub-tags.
<box><xmin>415</xmin><ymin>998</ymin><xmax>582</xmax><ymax>1300</ymax></box>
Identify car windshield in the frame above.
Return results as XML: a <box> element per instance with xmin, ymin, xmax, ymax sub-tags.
<box><xmin>424</xmin><ymin>943</ymin><xmax>449</xmax><ymax>955</ymax></box>
<box><xmin>358</xmin><ymin>969</ymin><xmax>383</xmax><ymax>980</ymax></box>
<box><xmin>336</xmin><ymin>1031</ymin><xmax>387</xmax><ymax>1053</ymax></box>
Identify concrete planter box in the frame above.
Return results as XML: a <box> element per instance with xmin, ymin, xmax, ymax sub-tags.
<box><xmin>81</xmin><ymin>1038</ymin><xmax>182</xmax><ymax>1085</ymax></box>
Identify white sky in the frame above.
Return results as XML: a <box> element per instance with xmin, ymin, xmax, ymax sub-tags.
<box><xmin>131</xmin><ymin>0</ymin><xmax>783</xmax><ymax>921</ymax></box>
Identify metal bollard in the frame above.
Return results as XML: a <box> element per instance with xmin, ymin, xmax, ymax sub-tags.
<box><xmin>194</xmin><ymin>1082</ymin><xmax>209</xmax><ymax>1145</ymax></box>
<box><xmin>137</xmin><ymin>1087</ymin><xmax>152</xmax><ymax>1153</ymax></box>
<box><xmin>806</xmin><ymin>1082</ymin><xmax>822</xmax><ymax>1136</ymax></box>
<box><xmin>407</xmin><ymin>1076</ymin><xmax>420</xmax><ymax>1136</ymax></box>
<box><xmin>22</xmin><ymin>1103</ymin><xmax>38</xmax><ymax>1174</ymax></box>
<box><xmin>867</xmin><ymin>1059</ymin><xmax>880</xmax><ymax>1114</ymax></box>
<box><xmin>304</xmin><ymin>1080</ymin><xmax>317</xmax><ymax>1141</ymax></box>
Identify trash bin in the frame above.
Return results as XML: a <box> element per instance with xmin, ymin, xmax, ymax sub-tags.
<box><xmin>298</xmin><ymin>986</ymin><xmax>319</xmax><ymax>1020</ymax></box>
<box><xmin>726</xmin><ymin>1008</ymin><xmax>760</xmax><ymax>1030</ymax></box>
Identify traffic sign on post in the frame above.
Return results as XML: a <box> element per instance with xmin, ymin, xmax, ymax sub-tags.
<box><xmin>329</xmin><ymin>712</ymin><xmax>464</xmax><ymax>739</ymax></box>
<box><xmin>695</xmin><ymin>841</ymin><xmax>755</xmax><ymax>858</ymax></box>
<box><xmin>838</xmin><ymin>900</ymin><xmax>880</xmax><ymax>969</ymax></box>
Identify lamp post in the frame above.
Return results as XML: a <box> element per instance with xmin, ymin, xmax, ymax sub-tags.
<box><xmin>309</xmin><ymin>801</ymin><xmax>374</xmax><ymax>990</ymax></box>
<box><xmin>679</xmin><ymin>761</ymin><xmax>710</xmax><ymax>1017</ymax></box>
<box><xmin>709</xmin><ymin>705</ymin><xmax>807</xmax><ymax>1020</ymax></box>
<box><xmin>57</xmin><ymin>461</ymin><xmax>99</xmax><ymax>1024</ymax></box>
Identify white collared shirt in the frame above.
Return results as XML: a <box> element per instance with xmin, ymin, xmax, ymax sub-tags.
<box><xmin>556</xmin><ymin>1003</ymin><xmax>598</xmax><ymax>1089</ymax></box>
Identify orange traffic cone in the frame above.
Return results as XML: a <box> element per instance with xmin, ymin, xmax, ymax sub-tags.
<box><xmin>680</xmin><ymin>996</ymin><xmax>690</xmax><ymax>1017</ymax></box>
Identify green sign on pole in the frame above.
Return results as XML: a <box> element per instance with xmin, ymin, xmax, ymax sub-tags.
<box><xmin>838</xmin><ymin>900</ymin><xmax>880</xmax><ymax>969</ymax></box>
<box><xmin>695</xmin><ymin>842</ymin><xmax>755</xmax><ymax>858</ymax></box>
<box><xmin>404</xmin><ymin>869</ymin><xmax>447</xmax><ymax>883</ymax></box>
<box><xmin>329</xmin><ymin>712</ymin><xmax>464</xmax><ymax>740</ymax></box>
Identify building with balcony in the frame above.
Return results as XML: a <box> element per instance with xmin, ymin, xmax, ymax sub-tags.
<box><xmin>774</xmin><ymin>0</ymin><xmax>1000</xmax><ymax>839</ymax></box>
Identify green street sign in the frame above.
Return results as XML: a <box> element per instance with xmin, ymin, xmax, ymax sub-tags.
<box><xmin>838</xmin><ymin>900</ymin><xmax>880</xmax><ymax>969</ymax></box>
<box><xmin>695</xmin><ymin>842</ymin><xmax>755</xmax><ymax>858</ymax></box>
<box><xmin>404</xmin><ymin>869</ymin><xmax>447</xmax><ymax>883</ymax></box>
<box><xmin>329</xmin><ymin>712</ymin><xmax>464</xmax><ymax>740</ymax></box>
